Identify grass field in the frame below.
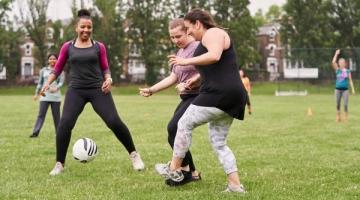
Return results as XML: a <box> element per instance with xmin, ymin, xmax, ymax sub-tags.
<box><xmin>0</xmin><ymin>86</ymin><xmax>359</xmax><ymax>199</ymax></box>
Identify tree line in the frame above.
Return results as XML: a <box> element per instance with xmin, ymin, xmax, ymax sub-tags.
<box><xmin>1</xmin><ymin>0</ymin><xmax>360</xmax><ymax>84</ymax></box>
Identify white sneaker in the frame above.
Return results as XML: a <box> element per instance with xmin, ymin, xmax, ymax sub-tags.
<box><xmin>49</xmin><ymin>162</ymin><xmax>64</xmax><ymax>176</ymax></box>
<box><xmin>223</xmin><ymin>184</ymin><xmax>246</xmax><ymax>193</ymax></box>
<box><xmin>155</xmin><ymin>161</ymin><xmax>171</xmax><ymax>178</ymax></box>
<box><xmin>129</xmin><ymin>151</ymin><xmax>145</xmax><ymax>171</ymax></box>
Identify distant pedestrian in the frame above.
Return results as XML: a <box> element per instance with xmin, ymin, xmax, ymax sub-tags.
<box><xmin>331</xmin><ymin>49</ymin><xmax>355</xmax><ymax>122</ymax></box>
<box><xmin>30</xmin><ymin>53</ymin><xmax>64</xmax><ymax>138</ymax></box>
<box><xmin>239</xmin><ymin>69</ymin><xmax>252</xmax><ymax>115</ymax></box>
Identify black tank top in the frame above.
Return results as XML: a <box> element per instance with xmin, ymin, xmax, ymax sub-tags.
<box><xmin>68</xmin><ymin>41</ymin><xmax>103</xmax><ymax>89</ymax></box>
<box><xmin>191</xmin><ymin>42</ymin><xmax>247</xmax><ymax>120</ymax></box>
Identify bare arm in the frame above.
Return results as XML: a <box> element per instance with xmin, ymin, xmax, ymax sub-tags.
<box><xmin>247</xmin><ymin>78</ymin><xmax>252</xmax><ymax>95</ymax></box>
<box><xmin>332</xmin><ymin>49</ymin><xmax>340</xmax><ymax>71</ymax></box>
<box><xmin>169</xmin><ymin>28</ymin><xmax>230</xmax><ymax>66</ymax></box>
<box><xmin>40</xmin><ymin>73</ymin><xmax>57</xmax><ymax>96</ymax></box>
<box><xmin>349</xmin><ymin>73</ymin><xmax>355</xmax><ymax>94</ymax></box>
<box><xmin>139</xmin><ymin>73</ymin><xmax>178</xmax><ymax>97</ymax></box>
<box><xmin>101</xmin><ymin>73</ymin><xmax>112</xmax><ymax>94</ymax></box>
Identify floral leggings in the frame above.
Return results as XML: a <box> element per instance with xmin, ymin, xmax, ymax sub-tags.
<box><xmin>173</xmin><ymin>104</ymin><xmax>238</xmax><ymax>175</ymax></box>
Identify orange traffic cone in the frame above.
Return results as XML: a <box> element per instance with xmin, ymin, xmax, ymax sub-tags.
<box><xmin>307</xmin><ymin>107</ymin><xmax>313</xmax><ymax>116</ymax></box>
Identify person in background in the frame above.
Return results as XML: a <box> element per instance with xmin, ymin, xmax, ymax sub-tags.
<box><xmin>239</xmin><ymin>69</ymin><xmax>252</xmax><ymax>115</ymax></box>
<box><xmin>30</xmin><ymin>53</ymin><xmax>64</xmax><ymax>138</ymax></box>
<box><xmin>331</xmin><ymin>49</ymin><xmax>355</xmax><ymax>122</ymax></box>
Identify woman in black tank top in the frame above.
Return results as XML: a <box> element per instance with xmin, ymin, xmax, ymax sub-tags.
<box><xmin>165</xmin><ymin>9</ymin><xmax>247</xmax><ymax>193</ymax></box>
<box><xmin>40</xmin><ymin>9</ymin><xmax>145</xmax><ymax>176</ymax></box>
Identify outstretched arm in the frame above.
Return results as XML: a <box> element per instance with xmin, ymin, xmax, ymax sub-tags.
<box><xmin>139</xmin><ymin>73</ymin><xmax>178</xmax><ymax>97</ymax></box>
<box><xmin>332</xmin><ymin>49</ymin><xmax>340</xmax><ymax>71</ymax></box>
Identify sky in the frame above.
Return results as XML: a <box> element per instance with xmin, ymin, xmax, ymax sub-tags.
<box><xmin>9</xmin><ymin>0</ymin><xmax>287</xmax><ymax>21</ymax></box>
<box><xmin>248</xmin><ymin>0</ymin><xmax>287</xmax><ymax>15</ymax></box>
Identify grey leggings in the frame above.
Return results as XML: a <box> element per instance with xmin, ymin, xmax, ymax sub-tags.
<box><xmin>335</xmin><ymin>89</ymin><xmax>349</xmax><ymax>112</ymax></box>
<box><xmin>173</xmin><ymin>104</ymin><xmax>238</xmax><ymax>175</ymax></box>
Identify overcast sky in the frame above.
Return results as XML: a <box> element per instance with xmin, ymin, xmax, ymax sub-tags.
<box><xmin>9</xmin><ymin>0</ymin><xmax>287</xmax><ymax>21</ymax></box>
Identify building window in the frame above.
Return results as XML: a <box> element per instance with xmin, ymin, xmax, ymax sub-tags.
<box><xmin>24</xmin><ymin>63</ymin><xmax>32</xmax><ymax>76</ymax></box>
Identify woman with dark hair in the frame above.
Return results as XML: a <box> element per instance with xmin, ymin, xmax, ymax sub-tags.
<box><xmin>41</xmin><ymin>9</ymin><xmax>144</xmax><ymax>175</ymax></box>
<box><xmin>30</xmin><ymin>53</ymin><xmax>64</xmax><ymax>138</ymax></box>
<box><xmin>165</xmin><ymin>8</ymin><xmax>247</xmax><ymax>193</ymax></box>
<box><xmin>331</xmin><ymin>49</ymin><xmax>355</xmax><ymax>122</ymax></box>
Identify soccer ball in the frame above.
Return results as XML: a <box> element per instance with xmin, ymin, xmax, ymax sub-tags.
<box><xmin>72</xmin><ymin>138</ymin><xmax>98</xmax><ymax>163</ymax></box>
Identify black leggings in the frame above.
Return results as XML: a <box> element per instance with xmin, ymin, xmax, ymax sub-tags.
<box><xmin>167</xmin><ymin>94</ymin><xmax>197</xmax><ymax>172</ymax></box>
<box><xmin>56</xmin><ymin>88</ymin><xmax>136</xmax><ymax>164</ymax></box>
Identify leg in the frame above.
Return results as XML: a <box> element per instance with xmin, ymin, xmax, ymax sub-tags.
<box><xmin>343</xmin><ymin>90</ymin><xmax>349</xmax><ymax>122</ymax></box>
<box><xmin>31</xmin><ymin>101</ymin><xmax>50</xmax><ymax>136</ymax></box>
<box><xmin>167</xmin><ymin>97</ymin><xmax>197</xmax><ymax>171</ymax></box>
<box><xmin>50</xmin><ymin>102</ymin><xmax>61</xmax><ymax>134</ymax></box>
<box><xmin>246</xmin><ymin>93</ymin><xmax>252</xmax><ymax>114</ymax></box>
<box><xmin>171</xmin><ymin>105</ymin><xmax>224</xmax><ymax>171</ymax></box>
<box><xmin>335</xmin><ymin>89</ymin><xmax>342</xmax><ymax>122</ymax></box>
<box><xmin>90</xmin><ymin>90</ymin><xmax>136</xmax><ymax>153</ymax></box>
<box><xmin>56</xmin><ymin>89</ymin><xmax>86</xmax><ymax>164</ymax></box>
<box><xmin>208</xmin><ymin>114</ymin><xmax>241</xmax><ymax>187</ymax></box>
<box><xmin>90</xmin><ymin>90</ymin><xmax>144</xmax><ymax>170</ymax></box>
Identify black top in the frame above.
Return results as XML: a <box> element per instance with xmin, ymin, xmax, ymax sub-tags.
<box><xmin>192</xmin><ymin>42</ymin><xmax>247</xmax><ymax>120</ymax></box>
<box><xmin>67</xmin><ymin>42</ymin><xmax>104</xmax><ymax>89</ymax></box>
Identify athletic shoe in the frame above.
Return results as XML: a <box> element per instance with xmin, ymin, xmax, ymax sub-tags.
<box><xmin>129</xmin><ymin>151</ymin><xmax>145</xmax><ymax>171</ymax></box>
<box><xmin>29</xmin><ymin>134</ymin><xmax>38</xmax><ymax>138</ymax></box>
<box><xmin>159</xmin><ymin>163</ymin><xmax>184</xmax><ymax>183</ymax></box>
<box><xmin>165</xmin><ymin>170</ymin><xmax>193</xmax><ymax>186</ymax></box>
<box><xmin>191</xmin><ymin>172</ymin><xmax>202</xmax><ymax>181</ymax></box>
<box><xmin>223</xmin><ymin>184</ymin><xmax>246</xmax><ymax>193</ymax></box>
<box><xmin>155</xmin><ymin>162</ymin><xmax>171</xmax><ymax>178</ymax></box>
<box><xmin>49</xmin><ymin>162</ymin><xmax>64</xmax><ymax>176</ymax></box>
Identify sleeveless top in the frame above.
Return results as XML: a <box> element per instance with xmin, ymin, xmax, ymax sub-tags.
<box><xmin>335</xmin><ymin>68</ymin><xmax>350</xmax><ymax>90</ymax></box>
<box><xmin>53</xmin><ymin>40</ymin><xmax>110</xmax><ymax>89</ymax></box>
<box><xmin>192</xmin><ymin>42</ymin><xmax>247</xmax><ymax>120</ymax></box>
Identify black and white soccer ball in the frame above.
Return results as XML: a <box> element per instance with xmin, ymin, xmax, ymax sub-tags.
<box><xmin>72</xmin><ymin>138</ymin><xmax>98</xmax><ymax>163</ymax></box>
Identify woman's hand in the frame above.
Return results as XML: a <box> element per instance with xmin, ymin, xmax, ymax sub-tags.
<box><xmin>39</xmin><ymin>83</ymin><xmax>49</xmax><ymax>97</ymax></box>
<box><xmin>168</xmin><ymin>55</ymin><xmax>189</xmax><ymax>66</ymax></box>
<box><xmin>175</xmin><ymin>83</ymin><xmax>187</xmax><ymax>93</ymax></box>
<box><xmin>101</xmin><ymin>78</ymin><xmax>112</xmax><ymax>94</ymax></box>
<box><xmin>185</xmin><ymin>75</ymin><xmax>201</xmax><ymax>90</ymax></box>
<box><xmin>335</xmin><ymin>49</ymin><xmax>340</xmax><ymax>55</ymax></box>
<box><xmin>49</xmin><ymin>86</ymin><xmax>59</xmax><ymax>93</ymax></box>
<box><xmin>139</xmin><ymin>88</ymin><xmax>152</xmax><ymax>97</ymax></box>
<box><xmin>33</xmin><ymin>95</ymin><xmax>39</xmax><ymax>101</ymax></box>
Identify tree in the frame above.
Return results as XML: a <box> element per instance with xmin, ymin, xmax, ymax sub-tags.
<box><xmin>92</xmin><ymin>0</ymin><xmax>126</xmax><ymax>82</ymax></box>
<box><xmin>253</xmin><ymin>9</ymin><xmax>267</xmax><ymax>27</ymax></box>
<box><xmin>0</xmin><ymin>0</ymin><xmax>22</xmax><ymax>80</ymax></box>
<box><xmin>213</xmin><ymin>0</ymin><xmax>260</xmax><ymax>68</ymax></box>
<box><xmin>126</xmin><ymin>0</ymin><xmax>172</xmax><ymax>85</ymax></box>
<box><xmin>18</xmin><ymin>0</ymin><xmax>50</xmax><ymax>68</ymax></box>
<box><xmin>266</xmin><ymin>5</ymin><xmax>283</xmax><ymax>22</ymax></box>
<box><xmin>329</xmin><ymin>0</ymin><xmax>360</xmax><ymax>78</ymax></box>
<box><xmin>281</xmin><ymin>0</ymin><xmax>335</xmax><ymax>75</ymax></box>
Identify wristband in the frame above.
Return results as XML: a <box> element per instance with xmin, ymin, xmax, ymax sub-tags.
<box><xmin>106</xmin><ymin>77</ymin><xmax>113</xmax><ymax>84</ymax></box>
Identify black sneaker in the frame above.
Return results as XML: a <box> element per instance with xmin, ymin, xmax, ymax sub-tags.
<box><xmin>165</xmin><ymin>170</ymin><xmax>193</xmax><ymax>187</ymax></box>
<box><xmin>29</xmin><ymin>134</ymin><xmax>38</xmax><ymax>138</ymax></box>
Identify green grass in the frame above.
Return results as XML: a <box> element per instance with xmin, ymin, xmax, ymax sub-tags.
<box><xmin>0</xmin><ymin>92</ymin><xmax>359</xmax><ymax>199</ymax></box>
